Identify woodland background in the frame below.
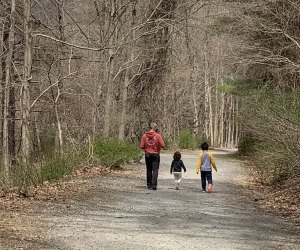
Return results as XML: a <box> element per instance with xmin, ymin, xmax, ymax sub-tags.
<box><xmin>0</xmin><ymin>0</ymin><xmax>299</xmax><ymax>193</ymax></box>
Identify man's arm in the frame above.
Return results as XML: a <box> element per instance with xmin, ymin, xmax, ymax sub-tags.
<box><xmin>158</xmin><ymin>134</ymin><xmax>165</xmax><ymax>148</ymax></box>
<box><xmin>140</xmin><ymin>134</ymin><xmax>145</xmax><ymax>149</ymax></box>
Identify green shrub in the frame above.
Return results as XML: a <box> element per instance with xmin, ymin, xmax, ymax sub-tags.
<box><xmin>238</xmin><ymin>134</ymin><xmax>259</xmax><ymax>156</ymax></box>
<box><xmin>255</xmin><ymin>141</ymin><xmax>296</xmax><ymax>183</ymax></box>
<box><xmin>178</xmin><ymin>130</ymin><xmax>197</xmax><ymax>149</ymax></box>
<box><xmin>239</xmin><ymin>87</ymin><xmax>300</xmax><ymax>185</ymax></box>
<box><xmin>162</xmin><ymin>136</ymin><xmax>177</xmax><ymax>150</ymax></box>
<box><xmin>239</xmin><ymin>135</ymin><xmax>298</xmax><ymax>185</ymax></box>
<box><xmin>93</xmin><ymin>138</ymin><xmax>143</xmax><ymax>168</ymax></box>
<box><xmin>40</xmin><ymin>149</ymin><xmax>85</xmax><ymax>182</ymax></box>
<box><xmin>0</xmin><ymin>147</ymin><xmax>88</xmax><ymax>194</ymax></box>
<box><xmin>12</xmin><ymin>164</ymin><xmax>42</xmax><ymax>191</ymax></box>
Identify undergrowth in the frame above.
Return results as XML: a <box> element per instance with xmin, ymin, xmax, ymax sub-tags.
<box><xmin>0</xmin><ymin>138</ymin><xmax>142</xmax><ymax>195</ymax></box>
<box><xmin>93</xmin><ymin>138</ymin><xmax>143</xmax><ymax>168</ymax></box>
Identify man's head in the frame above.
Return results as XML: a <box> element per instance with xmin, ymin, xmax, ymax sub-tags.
<box><xmin>150</xmin><ymin>122</ymin><xmax>158</xmax><ymax>132</ymax></box>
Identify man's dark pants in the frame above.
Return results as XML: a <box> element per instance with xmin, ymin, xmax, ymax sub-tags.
<box><xmin>201</xmin><ymin>171</ymin><xmax>212</xmax><ymax>191</ymax></box>
<box><xmin>145</xmin><ymin>154</ymin><xmax>160</xmax><ymax>188</ymax></box>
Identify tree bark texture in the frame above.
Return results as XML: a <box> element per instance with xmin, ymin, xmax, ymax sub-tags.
<box><xmin>2</xmin><ymin>0</ymin><xmax>16</xmax><ymax>177</ymax></box>
<box><xmin>20</xmin><ymin>0</ymin><xmax>32</xmax><ymax>162</ymax></box>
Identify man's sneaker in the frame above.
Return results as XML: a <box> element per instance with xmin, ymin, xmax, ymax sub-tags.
<box><xmin>208</xmin><ymin>184</ymin><xmax>213</xmax><ymax>193</ymax></box>
<box><xmin>152</xmin><ymin>186</ymin><xmax>157</xmax><ymax>190</ymax></box>
<box><xmin>202</xmin><ymin>190</ymin><xmax>206</xmax><ymax>193</ymax></box>
<box><xmin>147</xmin><ymin>186</ymin><xmax>152</xmax><ymax>189</ymax></box>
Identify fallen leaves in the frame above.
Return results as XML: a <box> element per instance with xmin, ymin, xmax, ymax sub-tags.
<box><xmin>237</xmin><ymin>169</ymin><xmax>300</xmax><ymax>227</ymax></box>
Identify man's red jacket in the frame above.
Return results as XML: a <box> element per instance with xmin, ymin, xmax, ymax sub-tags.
<box><xmin>140</xmin><ymin>130</ymin><xmax>165</xmax><ymax>154</ymax></box>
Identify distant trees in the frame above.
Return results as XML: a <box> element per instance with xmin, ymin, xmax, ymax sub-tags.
<box><xmin>234</xmin><ymin>0</ymin><xmax>300</xmax><ymax>184</ymax></box>
<box><xmin>0</xmin><ymin>0</ymin><xmax>239</xmax><ymax>182</ymax></box>
<box><xmin>161</xmin><ymin>1</ymin><xmax>240</xmax><ymax>147</ymax></box>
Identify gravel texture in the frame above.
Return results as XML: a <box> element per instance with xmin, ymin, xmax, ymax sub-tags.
<box><xmin>3</xmin><ymin>150</ymin><xmax>300</xmax><ymax>250</ymax></box>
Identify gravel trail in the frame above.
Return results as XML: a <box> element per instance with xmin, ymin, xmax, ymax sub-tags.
<box><xmin>5</xmin><ymin>150</ymin><xmax>300</xmax><ymax>250</ymax></box>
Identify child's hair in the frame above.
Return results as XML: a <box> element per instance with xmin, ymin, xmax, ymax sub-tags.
<box><xmin>200</xmin><ymin>142</ymin><xmax>209</xmax><ymax>151</ymax></box>
<box><xmin>173</xmin><ymin>151</ymin><xmax>181</xmax><ymax>160</ymax></box>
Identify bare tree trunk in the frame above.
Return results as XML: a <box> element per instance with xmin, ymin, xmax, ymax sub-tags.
<box><xmin>91</xmin><ymin>2</ymin><xmax>104</xmax><ymax>140</ymax></box>
<box><xmin>92</xmin><ymin>63</ymin><xmax>103</xmax><ymax>140</ymax></box>
<box><xmin>234</xmin><ymin>99</ymin><xmax>239</xmax><ymax>146</ymax></box>
<box><xmin>226</xmin><ymin>96</ymin><xmax>233</xmax><ymax>148</ymax></box>
<box><xmin>204</xmin><ymin>48</ymin><xmax>213</xmax><ymax>143</ymax></box>
<box><xmin>55</xmin><ymin>0</ymin><xmax>65</xmax><ymax>152</ymax></box>
<box><xmin>213</xmin><ymin>90</ymin><xmax>219</xmax><ymax>146</ymax></box>
<box><xmin>213</xmin><ymin>37</ymin><xmax>221</xmax><ymax>147</ymax></box>
<box><xmin>118</xmin><ymin>71</ymin><xmax>128</xmax><ymax>140</ymax></box>
<box><xmin>219</xmin><ymin>91</ymin><xmax>225</xmax><ymax>147</ymax></box>
<box><xmin>2</xmin><ymin>0</ymin><xmax>16</xmax><ymax>177</ymax></box>
<box><xmin>203</xmin><ymin>6</ymin><xmax>214</xmax><ymax>144</ymax></box>
<box><xmin>204</xmin><ymin>50</ymin><xmax>209</xmax><ymax>139</ymax></box>
<box><xmin>230</xmin><ymin>96</ymin><xmax>235</xmax><ymax>148</ymax></box>
<box><xmin>0</xmin><ymin>20</ymin><xmax>5</xmax><ymax>146</ymax></box>
<box><xmin>119</xmin><ymin>4</ymin><xmax>136</xmax><ymax>140</ymax></box>
<box><xmin>103</xmin><ymin>47</ymin><xmax>114</xmax><ymax>138</ymax></box>
<box><xmin>54</xmin><ymin>94</ymin><xmax>63</xmax><ymax>152</ymax></box>
<box><xmin>20</xmin><ymin>0</ymin><xmax>32</xmax><ymax>162</ymax></box>
<box><xmin>184</xmin><ymin>7</ymin><xmax>198</xmax><ymax>137</ymax></box>
<box><xmin>33</xmin><ymin>113</ymin><xmax>41</xmax><ymax>152</ymax></box>
<box><xmin>8</xmin><ymin>72</ymin><xmax>16</xmax><ymax>163</ymax></box>
<box><xmin>192</xmin><ymin>89</ymin><xmax>199</xmax><ymax>135</ymax></box>
<box><xmin>208</xmin><ymin>78</ymin><xmax>213</xmax><ymax>144</ymax></box>
<box><xmin>173</xmin><ymin>80</ymin><xmax>179</xmax><ymax>140</ymax></box>
<box><xmin>103</xmin><ymin>1</ymin><xmax>116</xmax><ymax>138</ymax></box>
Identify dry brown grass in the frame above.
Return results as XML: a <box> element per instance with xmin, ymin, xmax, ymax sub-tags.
<box><xmin>236</xmin><ymin>166</ymin><xmax>300</xmax><ymax>228</ymax></box>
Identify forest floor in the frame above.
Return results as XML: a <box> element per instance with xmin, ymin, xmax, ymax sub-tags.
<box><xmin>0</xmin><ymin>150</ymin><xmax>299</xmax><ymax>250</ymax></box>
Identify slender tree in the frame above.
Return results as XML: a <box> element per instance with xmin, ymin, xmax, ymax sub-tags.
<box><xmin>2</xmin><ymin>0</ymin><xmax>16</xmax><ymax>177</ymax></box>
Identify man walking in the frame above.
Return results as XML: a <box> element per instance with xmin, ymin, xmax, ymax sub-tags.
<box><xmin>140</xmin><ymin>122</ymin><xmax>165</xmax><ymax>190</ymax></box>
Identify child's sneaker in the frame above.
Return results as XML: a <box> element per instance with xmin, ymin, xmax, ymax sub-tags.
<box><xmin>208</xmin><ymin>184</ymin><xmax>213</xmax><ymax>193</ymax></box>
